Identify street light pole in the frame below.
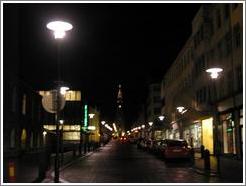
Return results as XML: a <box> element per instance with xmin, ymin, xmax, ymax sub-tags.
<box><xmin>206</xmin><ymin>67</ymin><xmax>223</xmax><ymax>175</ymax></box>
<box><xmin>46</xmin><ymin>20</ymin><xmax>73</xmax><ymax>183</ymax></box>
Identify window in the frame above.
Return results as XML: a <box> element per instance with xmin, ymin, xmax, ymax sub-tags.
<box><xmin>217</xmin><ymin>41</ymin><xmax>222</xmax><ymax>59</ymax></box>
<box><xmin>22</xmin><ymin>94</ymin><xmax>27</xmax><ymax>115</ymax></box>
<box><xmin>10</xmin><ymin>129</ymin><xmax>15</xmax><ymax>148</ymax></box>
<box><xmin>216</xmin><ymin>9</ymin><xmax>221</xmax><ymax>29</ymax></box>
<box><xmin>224</xmin><ymin>4</ymin><xmax>230</xmax><ymax>20</ymax></box>
<box><xmin>233</xmin><ymin>23</ymin><xmax>241</xmax><ymax>48</ymax></box>
<box><xmin>153</xmin><ymin>96</ymin><xmax>160</xmax><ymax>103</ymax></box>
<box><xmin>224</xmin><ymin>32</ymin><xmax>232</xmax><ymax>56</ymax></box>
<box><xmin>196</xmin><ymin>87</ymin><xmax>207</xmax><ymax>103</ymax></box>
<box><xmin>11</xmin><ymin>86</ymin><xmax>17</xmax><ymax>113</ymax></box>
<box><xmin>161</xmin><ymin>97</ymin><xmax>165</xmax><ymax>107</ymax></box>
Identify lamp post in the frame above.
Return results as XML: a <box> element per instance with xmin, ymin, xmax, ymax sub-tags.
<box><xmin>206</xmin><ymin>67</ymin><xmax>223</xmax><ymax>175</ymax></box>
<box><xmin>46</xmin><ymin>20</ymin><xmax>73</xmax><ymax>183</ymax></box>
<box><xmin>148</xmin><ymin>122</ymin><xmax>153</xmax><ymax>139</ymax></box>
<box><xmin>176</xmin><ymin>106</ymin><xmax>187</xmax><ymax>139</ymax></box>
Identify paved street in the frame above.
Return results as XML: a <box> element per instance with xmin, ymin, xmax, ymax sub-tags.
<box><xmin>59</xmin><ymin>140</ymin><xmax>223</xmax><ymax>183</ymax></box>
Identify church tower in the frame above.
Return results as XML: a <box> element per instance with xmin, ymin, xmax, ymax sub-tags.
<box><xmin>115</xmin><ymin>84</ymin><xmax>125</xmax><ymax>134</ymax></box>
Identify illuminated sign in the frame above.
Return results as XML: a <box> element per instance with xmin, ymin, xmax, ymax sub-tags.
<box><xmin>84</xmin><ymin>105</ymin><xmax>88</xmax><ymax>127</ymax></box>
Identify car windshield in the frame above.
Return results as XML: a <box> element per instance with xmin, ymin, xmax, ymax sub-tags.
<box><xmin>166</xmin><ymin>140</ymin><xmax>187</xmax><ymax>147</ymax></box>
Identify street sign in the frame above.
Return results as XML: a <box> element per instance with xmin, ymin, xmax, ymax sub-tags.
<box><xmin>42</xmin><ymin>90</ymin><xmax>66</xmax><ymax>113</ymax></box>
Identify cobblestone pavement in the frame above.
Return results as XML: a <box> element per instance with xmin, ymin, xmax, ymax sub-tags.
<box><xmin>58</xmin><ymin>140</ymin><xmax>225</xmax><ymax>183</ymax></box>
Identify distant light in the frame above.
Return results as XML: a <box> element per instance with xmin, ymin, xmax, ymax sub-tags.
<box><xmin>141</xmin><ymin>125</ymin><xmax>145</xmax><ymax>129</ymax></box>
<box><xmin>47</xmin><ymin>21</ymin><xmax>73</xmax><ymax>39</ymax></box>
<box><xmin>89</xmin><ymin>113</ymin><xmax>95</xmax><ymax>119</ymax></box>
<box><xmin>138</xmin><ymin>126</ymin><xmax>141</xmax><ymax>130</ymax></box>
<box><xmin>177</xmin><ymin>106</ymin><xmax>185</xmax><ymax>113</ymax></box>
<box><xmin>159</xmin><ymin>115</ymin><xmax>165</xmax><ymax>121</ymax></box>
<box><xmin>59</xmin><ymin>120</ymin><xmax>64</xmax><ymax>124</ymax></box>
<box><xmin>118</xmin><ymin>105</ymin><xmax>122</xmax><ymax>108</ymax></box>
<box><xmin>101</xmin><ymin>121</ymin><xmax>106</xmax><ymax>125</ymax></box>
<box><xmin>206</xmin><ymin>68</ymin><xmax>223</xmax><ymax>79</ymax></box>
<box><xmin>88</xmin><ymin>126</ymin><xmax>96</xmax><ymax>130</ymax></box>
<box><xmin>60</xmin><ymin>86</ymin><xmax>69</xmax><ymax>95</ymax></box>
<box><xmin>148</xmin><ymin>122</ymin><xmax>153</xmax><ymax>127</ymax></box>
<box><xmin>43</xmin><ymin>131</ymin><xmax>47</xmax><ymax>136</ymax></box>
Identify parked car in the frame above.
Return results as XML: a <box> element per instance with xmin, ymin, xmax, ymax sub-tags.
<box><xmin>159</xmin><ymin>139</ymin><xmax>192</xmax><ymax>160</ymax></box>
<box><xmin>145</xmin><ymin>139</ymin><xmax>154</xmax><ymax>152</ymax></box>
<box><xmin>152</xmin><ymin>139</ymin><xmax>164</xmax><ymax>154</ymax></box>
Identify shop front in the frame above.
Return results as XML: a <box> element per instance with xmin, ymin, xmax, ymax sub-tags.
<box><xmin>183</xmin><ymin>122</ymin><xmax>202</xmax><ymax>148</ymax></box>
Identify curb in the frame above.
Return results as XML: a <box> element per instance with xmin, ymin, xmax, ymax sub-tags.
<box><xmin>192</xmin><ymin>167</ymin><xmax>219</xmax><ymax>177</ymax></box>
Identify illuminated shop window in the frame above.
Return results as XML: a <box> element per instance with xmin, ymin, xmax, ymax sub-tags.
<box><xmin>21</xmin><ymin>129</ymin><xmax>27</xmax><ymax>149</ymax></box>
<box><xmin>39</xmin><ymin>90</ymin><xmax>81</xmax><ymax>101</ymax></box>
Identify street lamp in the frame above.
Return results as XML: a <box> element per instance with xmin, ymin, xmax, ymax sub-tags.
<box><xmin>101</xmin><ymin>121</ymin><xmax>106</xmax><ymax>125</ymax></box>
<box><xmin>177</xmin><ymin>106</ymin><xmax>186</xmax><ymax>114</ymax></box>
<box><xmin>47</xmin><ymin>21</ymin><xmax>73</xmax><ymax>39</ymax></box>
<box><xmin>46</xmin><ymin>20</ymin><xmax>73</xmax><ymax>183</ymax></box>
<box><xmin>148</xmin><ymin>122</ymin><xmax>153</xmax><ymax>127</ymax></box>
<box><xmin>158</xmin><ymin>115</ymin><xmax>165</xmax><ymax>121</ymax></box>
<box><xmin>206</xmin><ymin>68</ymin><xmax>223</xmax><ymax>79</ymax></box>
<box><xmin>89</xmin><ymin>113</ymin><xmax>95</xmax><ymax>119</ymax></box>
<box><xmin>60</xmin><ymin>86</ymin><xmax>69</xmax><ymax>95</ymax></box>
<box><xmin>206</xmin><ymin>67</ymin><xmax>223</xmax><ymax>175</ymax></box>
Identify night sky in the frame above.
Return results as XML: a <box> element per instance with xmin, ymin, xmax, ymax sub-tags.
<box><xmin>5</xmin><ymin>3</ymin><xmax>201</xmax><ymax>129</ymax></box>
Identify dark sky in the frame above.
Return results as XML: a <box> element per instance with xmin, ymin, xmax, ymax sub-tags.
<box><xmin>5</xmin><ymin>3</ymin><xmax>201</xmax><ymax>129</ymax></box>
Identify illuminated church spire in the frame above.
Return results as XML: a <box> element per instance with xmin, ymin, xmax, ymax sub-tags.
<box><xmin>117</xmin><ymin>84</ymin><xmax>123</xmax><ymax>109</ymax></box>
<box><xmin>115</xmin><ymin>84</ymin><xmax>125</xmax><ymax>133</ymax></box>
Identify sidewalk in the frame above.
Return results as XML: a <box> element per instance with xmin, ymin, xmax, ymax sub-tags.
<box><xmin>193</xmin><ymin>152</ymin><xmax>218</xmax><ymax>176</ymax></box>
<box><xmin>41</xmin><ymin>149</ymin><xmax>98</xmax><ymax>183</ymax></box>
<box><xmin>192</xmin><ymin>152</ymin><xmax>243</xmax><ymax>183</ymax></box>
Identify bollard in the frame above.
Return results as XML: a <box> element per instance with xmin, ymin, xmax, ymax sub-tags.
<box><xmin>204</xmin><ymin>149</ymin><xmax>210</xmax><ymax>171</ymax></box>
<box><xmin>200</xmin><ymin>145</ymin><xmax>205</xmax><ymax>159</ymax></box>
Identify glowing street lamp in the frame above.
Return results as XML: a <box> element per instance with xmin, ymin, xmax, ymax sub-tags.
<box><xmin>46</xmin><ymin>20</ymin><xmax>73</xmax><ymax>183</ymax></box>
<box><xmin>148</xmin><ymin>122</ymin><xmax>153</xmax><ymax>127</ymax></box>
<box><xmin>206</xmin><ymin>67</ymin><xmax>223</xmax><ymax>175</ymax></box>
<box><xmin>177</xmin><ymin>106</ymin><xmax>185</xmax><ymax>113</ymax></box>
<box><xmin>101</xmin><ymin>121</ymin><xmax>106</xmax><ymax>125</ymax></box>
<box><xmin>60</xmin><ymin>86</ymin><xmax>69</xmax><ymax>95</ymax></box>
<box><xmin>206</xmin><ymin>68</ymin><xmax>223</xmax><ymax>79</ymax></box>
<box><xmin>47</xmin><ymin>21</ymin><xmax>73</xmax><ymax>39</ymax></box>
<box><xmin>159</xmin><ymin>115</ymin><xmax>165</xmax><ymax>121</ymax></box>
<box><xmin>89</xmin><ymin>113</ymin><xmax>95</xmax><ymax>119</ymax></box>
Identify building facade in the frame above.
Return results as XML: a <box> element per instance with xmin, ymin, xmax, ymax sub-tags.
<box><xmin>160</xmin><ymin>3</ymin><xmax>243</xmax><ymax>158</ymax></box>
<box><xmin>146</xmin><ymin>83</ymin><xmax>163</xmax><ymax>139</ymax></box>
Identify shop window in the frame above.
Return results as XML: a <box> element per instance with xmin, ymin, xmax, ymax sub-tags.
<box><xmin>222</xmin><ymin>113</ymin><xmax>236</xmax><ymax>154</ymax></box>
<box><xmin>202</xmin><ymin>118</ymin><xmax>214</xmax><ymax>154</ymax></box>
<box><xmin>21</xmin><ymin>129</ymin><xmax>27</xmax><ymax>149</ymax></box>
